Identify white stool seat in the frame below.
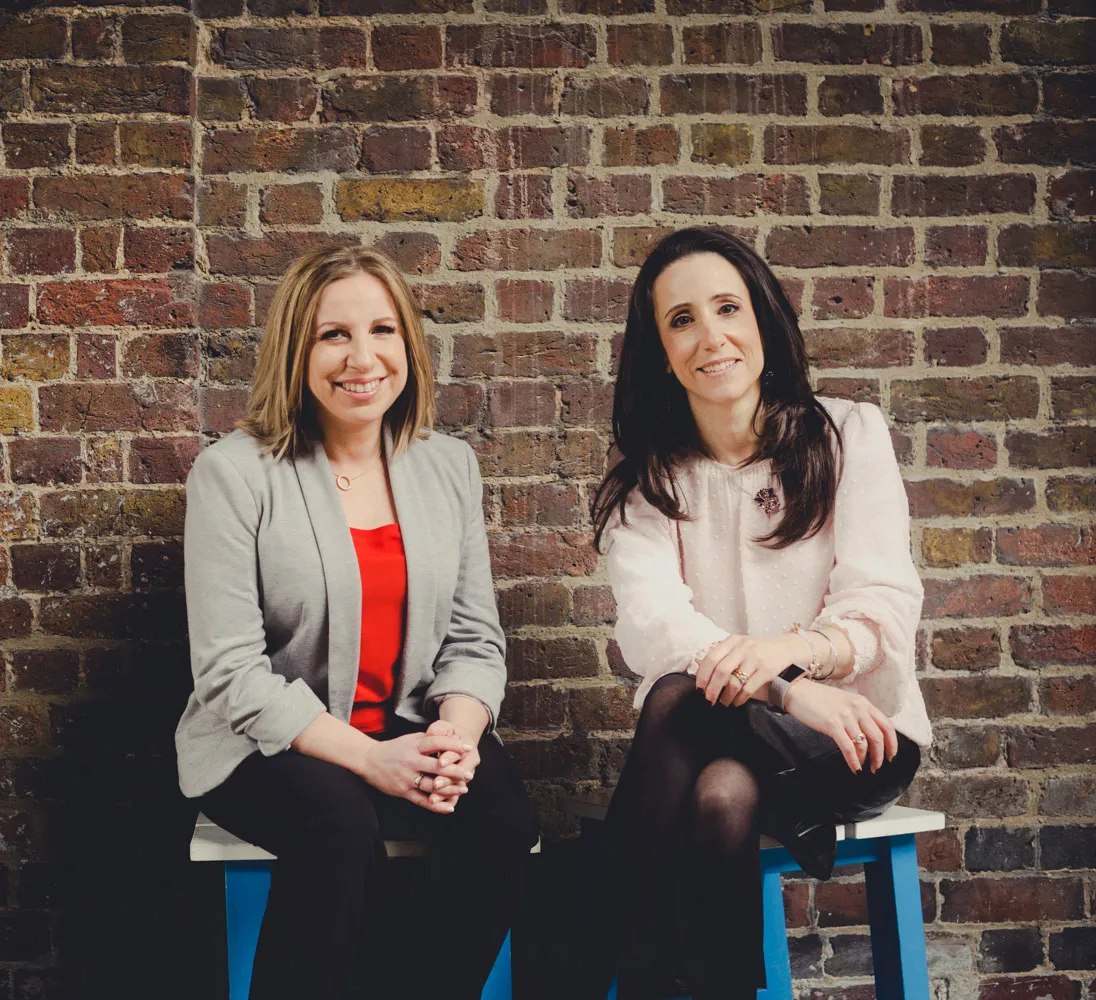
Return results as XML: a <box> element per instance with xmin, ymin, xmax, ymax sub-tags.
<box><xmin>191</xmin><ymin>812</ymin><xmax>542</xmax><ymax>862</ymax></box>
<box><xmin>560</xmin><ymin>795</ymin><xmax>944</xmax><ymax>849</ymax></box>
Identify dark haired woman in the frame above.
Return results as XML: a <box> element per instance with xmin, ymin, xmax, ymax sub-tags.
<box><xmin>579</xmin><ymin>228</ymin><xmax>931</xmax><ymax>1000</ymax></box>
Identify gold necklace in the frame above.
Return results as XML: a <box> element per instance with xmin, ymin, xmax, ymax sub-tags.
<box><xmin>333</xmin><ymin>468</ymin><xmax>372</xmax><ymax>492</ymax></box>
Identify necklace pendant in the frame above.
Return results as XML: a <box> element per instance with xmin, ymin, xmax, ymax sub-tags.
<box><xmin>335</xmin><ymin>474</ymin><xmax>352</xmax><ymax>492</ymax></box>
<box><xmin>753</xmin><ymin>487</ymin><xmax>780</xmax><ymax>516</ymax></box>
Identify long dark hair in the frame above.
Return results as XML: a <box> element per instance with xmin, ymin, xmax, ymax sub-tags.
<box><xmin>591</xmin><ymin>227</ymin><xmax>841</xmax><ymax>551</ymax></box>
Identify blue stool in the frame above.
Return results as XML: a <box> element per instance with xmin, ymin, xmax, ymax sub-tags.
<box><xmin>190</xmin><ymin>814</ymin><xmax>526</xmax><ymax>1000</ymax></box>
<box><xmin>562</xmin><ymin>796</ymin><xmax>946</xmax><ymax>1000</ymax></box>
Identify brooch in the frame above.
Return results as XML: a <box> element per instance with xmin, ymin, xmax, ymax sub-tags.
<box><xmin>753</xmin><ymin>487</ymin><xmax>781</xmax><ymax>516</ymax></box>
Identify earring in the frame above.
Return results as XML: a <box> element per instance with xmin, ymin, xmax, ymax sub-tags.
<box><xmin>761</xmin><ymin>368</ymin><xmax>775</xmax><ymax>387</ymax></box>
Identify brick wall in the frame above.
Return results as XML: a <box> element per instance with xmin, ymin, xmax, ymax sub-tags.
<box><xmin>0</xmin><ymin>0</ymin><xmax>1092</xmax><ymax>995</ymax></box>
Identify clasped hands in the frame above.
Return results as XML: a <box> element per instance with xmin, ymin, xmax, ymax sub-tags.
<box><xmin>694</xmin><ymin>632</ymin><xmax>898</xmax><ymax>776</ymax></box>
<box><xmin>359</xmin><ymin>720</ymin><xmax>479</xmax><ymax>815</ymax></box>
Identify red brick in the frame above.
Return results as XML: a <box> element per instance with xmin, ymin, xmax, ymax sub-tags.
<box><xmin>206</xmin><ymin>232</ymin><xmax>353</xmax><ymax>277</ymax></box>
<box><xmin>768</xmin><ymin>227</ymin><xmax>913</xmax><ymax>267</ymax></box>
<box><xmin>247</xmin><ymin>77</ymin><xmax>319</xmax><ymax>123</ymax></box>
<box><xmin>122</xmin><ymin>333</ymin><xmax>198</xmax><ymax>378</ymax></box>
<box><xmin>131</xmin><ymin>539</ymin><xmax>184</xmax><ymax>590</ymax></box>
<box><xmin>979</xmin><ymin>978</ymin><xmax>1080</xmax><ymax>1000</ymax></box>
<box><xmin>995</xmin><ymin>122</ymin><xmax>1096</xmax><ymax>166</ymax></box>
<box><xmin>452</xmin><ymin>229</ymin><xmax>601</xmax><ymax>271</ymax></box>
<box><xmin>123</xmin><ymin>227</ymin><xmax>194</xmax><ymax>273</ymax></box>
<box><xmin>563</xmin><ymin>278</ymin><xmax>632</xmax><ymax>323</ymax></box>
<box><xmin>664</xmin><ymin>175</ymin><xmax>809</xmax><ymax>217</ymax></box>
<box><xmin>499</xmin><ymin>685</ymin><xmax>567</xmax><ymax>731</ymax></box>
<box><xmin>1047</xmin><ymin>477</ymin><xmax>1095</xmax><ymax>513</ymax></box>
<box><xmin>506</xmin><ymin>637</ymin><xmax>599</xmax><ymax>682</ymax></box>
<box><xmin>10</xmin><ymin>649</ymin><xmax>80</xmax><ymax>695</ymax></box>
<box><xmin>1013</xmin><ymin>626</ymin><xmax>1096</xmax><ymax>667</ymax></box>
<box><xmin>815</xmin><ymin>377</ymin><xmax>879</xmax><ymax>405</ymax></box>
<box><xmin>1048</xmin><ymin>171</ymin><xmax>1096</xmax><ymax>221</ymax></box>
<box><xmin>765</xmin><ymin>125</ymin><xmax>909</xmax><ymax>165</ymax></box>
<box><xmin>199</xmin><ymin>387</ymin><xmax>248</xmax><ymax>433</ymax></box>
<box><xmin>925</xmin><ymin>227</ymin><xmax>988</xmax><ymax>267</ymax></box>
<box><xmin>1002</xmin><ymin>20</ymin><xmax>1096</xmax><ymax>66</ymax></box>
<box><xmin>931</xmin><ymin>627</ymin><xmax>1000</xmax><ymax>671</ymax></box>
<box><xmin>560</xmin><ymin>0</ymin><xmax>652</xmax><ymax>12</ymax></box>
<box><xmin>2</xmin><ymin>123</ymin><xmax>69</xmax><ymax>170</ymax></box>
<box><xmin>372</xmin><ymin>25</ymin><xmax>442</xmax><ymax>71</ymax></box>
<box><xmin>35</xmin><ymin>174</ymin><xmax>191</xmax><ymax>222</ymax></box>
<box><xmin>660</xmin><ymin>74</ymin><xmax>807</xmax><ymax>116</ymax></box>
<box><xmin>205</xmin><ymin>128</ymin><xmax>356</xmax><ymax>174</ymax></box>
<box><xmin>607</xmin><ymin>25</ymin><xmax>674</xmax><ymax>66</ymax></box>
<box><xmin>496</xmin><ymin>280</ymin><xmax>554</xmax><ymax>324</ymax></box>
<box><xmin>941</xmin><ymin>878</ymin><xmax>1083</xmax><ymax>923</ymax></box>
<box><xmin>72</xmin><ymin>16</ymin><xmax>114</xmax><ymax>61</ymax></box>
<box><xmin>560</xmin><ymin>381</ymin><xmax>613</xmax><ymax>428</ymax></box>
<box><xmin>121</xmin><ymin>14</ymin><xmax>192</xmax><ymax>63</ymax></box>
<box><xmin>892</xmin><ymin>377</ymin><xmax>1037</xmax><ymax>422</ymax></box>
<box><xmin>0</xmin><ymin>16</ymin><xmax>66</xmax><ymax>60</ymax></box>
<box><xmin>921</xmin><ymin>124</ymin><xmax>986</xmax><ymax>167</ymax></box>
<box><xmin>198</xmin><ymin>77</ymin><xmax>248</xmax><ymax>122</ymax></box>
<box><xmin>324</xmin><ymin>75</ymin><xmax>477</xmax><ymax>123</ymax></box>
<box><xmin>906</xmin><ymin>478</ymin><xmax>1035</xmax><ymax>518</ymax></box>
<box><xmin>198</xmin><ymin>283</ymin><xmax>250</xmax><ymax>329</ymax></box>
<box><xmin>414</xmin><ymin>283</ymin><xmax>485</xmax><ymax>325</ymax></box>
<box><xmin>11</xmin><ymin>543</ymin><xmax>81</xmax><ymax>592</ymax></box>
<box><xmin>1040</xmin><ymin>676</ymin><xmax>1096</xmax><ymax>717</ymax></box>
<box><xmin>559</xmin><ymin>76</ymin><xmax>649</xmax><ymax>117</ymax></box>
<box><xmin>30</xmin><ymin>66</ymin><xmax>190</xmax><ymax>115</ymax></box>
<box><xmin>932</xmin><ymin>23</ymin><xmax>991</xmax><ymax>65</ymax></box>
<box><xmin>922</xmin><ymin>676</ymin><xmax>1030</xmax><ymax>719</ymax></box>
<box><xmin>80</xmin><ymin>226</ymin><xmax>121</xmax><ymax>274</ymax></box>
<box><xmin>1007</xmin><ymin>427</ymin><xmax>1096</xmax><ymax>469</ymax></box>
<box><xmin>818</xmin><ymin>76</ymin><xmax>882</xmax><ymax>116</ymax></box>
<box><xmin>489</xmin><ymin>74</ymin><xmax>554</xmax><ymax>116</ymax></box>
<box><xmin>812</xmin><ymin>277</ymin><xmax>873</xmax><ymax>320</ymax></box>
<box><xmin>819</xmin><ymin>175</ymin><xmax>880</xmax><ymax>215</ymax></box>
<box><xmin>453</xmin><ymin>331</ymin><xmax>596</xmax><ymax>377</ymax></box>
<box><xmin>1000</xmin><ymin>326</ymin><xmax>1096</xmax><ymax>367</ymax></box>
<box><xmin>360</xmin><ymin>127</ymin><xmax>431</xmax><ymax>173</ymax></box>
<box><xmin>197</xmin><ymin>180</ymin><xmax>247</xmax><ymax>228</ymax></box>
<box><xmin>922</xmin><ymin>575</ymin><xmax>1033</xmax><ymax>619</ymax></box>
<box><xmin>1037</xmin><ymin>272</ymin><xmax>1096</xmax><ymax>319</ymax></box>
<box><xmin>885</xmin><ymin>276</ymin><xmax>1028</xmax><ymax>318</ymax></box>
<box><xmin>1044</xmin><ymin>576</ymin><xmax>1096</xmax><ymax>616</ymax></box>
<box><xmin>773</xmin><ymin>23</ymin><xmax>922</xmax><ymax>64</ymax></box>
<box><xmin>1008</xmin><ymin>722</ymin><xmax>1095</xmax><ymax>765</ymax></box>
<box><xmin>6</xmin><ymin>229</ymin><xmax>75</xmax><ymax>275</ymax></box>
<box><xmin>900</xmin><ymin>0</ymin><xmax>1036</xmax><ymax>9</ymax></box>
<box><xmin>129</xmin><ymin>437</ymin><xmax>200</xmax><ymax>485</ymax></box>
<box><xmin>682</xmin><ymin>24</ymin><xmax>762</xmax><ymax>64</ymax></box>
<box><xmin>999</xmin><ymin>224</ymin><xmax>1096</xmax><ymax>269</ymax></box>
<box><xmin>1052</xmin><ymin>377</ymin><xmax>1096</xmax><ymax>422</ymax></box>
<box><xmin>0</xmin><ymin>68</ymin><xmax>22</xmax><ymax>115</ymax></box>
<box><xmin>499</xmin><ymin>483</ymin><xmax>583</xmax><ymax>527</ymax></box>
<box><xmin>445</xmin><ymin>24</ymin><xmax>596</xmax><ymax>69</ymax></box>
<box><xmin>804</xmin><ymin>327</ymin><xmax>912</xmax><ymax>368</ymax></box>
<box><xmin>487</xmin><ymin>382</ymin><xmax>556</xmax><ymax>427</ymax></box>
<box><xmin>37</xmin><ymin>279</ymin><xmax>193</xmax><ymax>328</ymax></box>
<box><xmin>0</xmin><ymin>179</ymin><xmax>30</xmax><ymax>221</ymax></box>
<box><xmin>38</xmin><ymin>383</ymin><xmax>197</xmax><ymax>433</ymax></box>
<box><xmin>927</xmin><ymin>430</ymin><xmax>997</xmax><ymax>470</ymax></box>
<box><xmin>76</xmin><ymin>334</ymin><xmax>116</xmax><ymax>379</ymax></box>
<box><xmin>9</xmin><ymin>438</ymin><xmax>82</xmax><ymax>486</ymax></box>
<box><xmin>211</xmin><ymin>27</ymin><xmax>366</xmax><ymax>70</ymax></box>
<box><xmin>998</xmin><ymin>525</ymin><xmax>1095</xmax><ymax>567</ymax></box>
<box><xmin>924</xmin><ymin>327</ymin><xmax>988</xmax><ymax>367</ymax></box>
<box><xmin>259</xmin><ymin>183</ymin><xmax>323</xmax><ymax>226</ymax></box>
<box><xmin>894</xmin><ymin>75</ymin><xmax>1038</xmax><ymax>116</ymax></box>
<box><xmin>490</xmin><ymin>531</ymin><xmax>599</xmax><ymax>579</ymax></box>
<box><xmin>893</xmin><ymin>175</ymin><xmax>1035</xmax><ymax>217</ymax></box>
<box><xmin>0</xmin><ymin>285</ymin><xmax>30</xmax><ymax>330</ymax></box>
<box><xmin>566</xmin><ymin>174</ymin><xmax>650</xmax><ymax>219</ymax></box>
<box><xmin>494</xmin><ymin>175</ymin><xmax>553</xmax><ymax>221</ymax></box>
<box><xmin>1043</xmin><ymin>73</ymin><xmax>1096</xmax><ymax>119</ymax></box>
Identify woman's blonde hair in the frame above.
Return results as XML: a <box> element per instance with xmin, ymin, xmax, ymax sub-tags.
<box><xmin>239</xmin><ymin>244</ymin><xmax>435</xmax><ymax>460</ymax></box>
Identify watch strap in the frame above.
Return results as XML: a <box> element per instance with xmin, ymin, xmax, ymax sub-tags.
<box><xmin>768</xmin><ymin>664</ymin><xmax>807</xmax><ymax>712</ymax></box>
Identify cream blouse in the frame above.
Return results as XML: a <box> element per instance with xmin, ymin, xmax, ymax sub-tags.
<box><xmin>604</xmin><ymin>397</ymin><xmax>932</xmax><ymax>747</ymax></box>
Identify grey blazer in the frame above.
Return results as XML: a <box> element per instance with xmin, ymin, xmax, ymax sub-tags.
<box><xmin>175</xmin><ymin>428</ymin><xmax>506</xmax><ymax>799</ymax></box>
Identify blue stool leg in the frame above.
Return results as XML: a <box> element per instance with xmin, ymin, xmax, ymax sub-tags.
<box><xmin>864</xmin><ymin>834</ymin><xmax>930</xmax><ymax>1000</ymax></box>
<box><xmin>607</xmin><ymin>976</ymin><xmax>618</xmax><ymax>1000</ymax></box>
<box><xmin>757</xmin><ymin>862</ymin><xmax>793</xmax><ymax>1000</ymax></box>
<box><xmin>225</xmin><ymin>861</ymin><xmax>271</xmax><ymax>1000</ymax></box>
<box><xmin>481</xmin><ymin>930</ymin><xmax>513</xmax><ymax>1000</ymax></box>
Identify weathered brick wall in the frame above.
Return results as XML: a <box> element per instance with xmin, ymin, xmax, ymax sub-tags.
<box><xmin>0</xmin><ymin>0</ymin><xmax>1092</xmax><ymax>995</ymax></box>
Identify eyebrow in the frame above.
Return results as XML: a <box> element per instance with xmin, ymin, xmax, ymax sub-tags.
<box><xmin>316</xmin><ymin>316</ymin><xmax>399</xmax><ymax>330</ymax></box>
<box><xmin>662</xmin><ymin>293</ymin><xmax>742</xmax><ymax>321</ymax></box>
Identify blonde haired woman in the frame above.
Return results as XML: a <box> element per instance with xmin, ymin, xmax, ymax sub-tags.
<box><xmin>176</xmin><ymin>245</ymin><xmax>537</xmax><ymax>1000</ymax></box>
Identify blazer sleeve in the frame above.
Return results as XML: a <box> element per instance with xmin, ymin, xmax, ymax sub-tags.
<box><xmin>184</xmin><ymin>448</ymin><xmax>327</xmax><ymax>755</ymax></box>
<box><xmin>422</xmin><ymin>443</ymin><xmax>507</xmax><ymax>729</ymax></box>
<box><xmin>606</xmin><ymin>487</ymin><xmax>730</xmax><ymax>684</ymax></box>
<box><xmin>811</xmin><ymin>402</ymin><xmax>924</xmax><ymax>687</ymax></box>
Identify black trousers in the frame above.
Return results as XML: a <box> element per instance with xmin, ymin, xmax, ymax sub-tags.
<box><xmin>199</xmin><ymin>723</ymin><xmax>539</xmax><ymax>1000</ymax></box>
<box><xmin>577</xmin><ymin>674</ymin><xmax>921</xmax><ymax>1000</ymax></box>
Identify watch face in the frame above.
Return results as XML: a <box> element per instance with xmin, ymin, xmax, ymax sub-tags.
<box><xmin>779</xmin><ymin>664</ymin><xmax>806</xmax><ymax>684</ymax></box>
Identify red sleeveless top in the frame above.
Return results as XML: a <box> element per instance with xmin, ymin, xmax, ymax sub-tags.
<box><xmin>348</xmin><ymin>523</ymin><xmax>407</xmax><ymax>733</ymax></box>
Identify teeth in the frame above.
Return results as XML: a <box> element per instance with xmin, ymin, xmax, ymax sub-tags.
<box><xmin>338</xmin><ymin>380</ymin><xmax>380</xmax><ymax>394</ymax></box>
<box><xmin>700</xmin><ymin>360</ymin><xmax>737</xmax><ymax>374</ymax></box>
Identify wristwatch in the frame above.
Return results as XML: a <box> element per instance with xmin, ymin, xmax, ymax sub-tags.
<box><xmin>768</xmin><ymin>664</ymin><xmax>807</xmax><ymax>712</ymax></box>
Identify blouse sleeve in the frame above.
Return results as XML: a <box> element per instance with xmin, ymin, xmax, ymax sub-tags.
<box><xmin>606</xmin><ymin>487</ymin><xmax>730</xmax><ymax>684</ymax></box>
<box><xmin>811</xmin><ymin>402</ymin><xmax>923</xmax><ymax>686</ymax></box>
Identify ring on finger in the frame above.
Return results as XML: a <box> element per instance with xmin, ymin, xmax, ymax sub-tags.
<box><xmin>731</xmin><ymin>668</ymin><xmax>749</xmax><ymax>685</ymax></box>
<box><xmin>412</xmin><ymin>772</ymin><xmax>425</xmax><ymax>790</ymax></box>
<box><xmin>853</xmin><ymin>733</ymin><xmax>867</xmax><ymax>746</ymax></box>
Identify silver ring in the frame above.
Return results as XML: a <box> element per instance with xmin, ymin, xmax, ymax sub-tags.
<box><xmin>412</xmin><ymin>772</ymin><xmax>424</xmax><ymax>790</ymax></box>
<box><xmin>853</xmin><ymin>734</ymin><xmax>867</xmax><ymax>746</ymax></box>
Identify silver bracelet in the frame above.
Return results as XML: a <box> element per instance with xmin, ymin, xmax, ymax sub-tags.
<box><xmin>808</xmin><ymin>628</ymin><xmax>839</xmax><ymax>676</ymax></box>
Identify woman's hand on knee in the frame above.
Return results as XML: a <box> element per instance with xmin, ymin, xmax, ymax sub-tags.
<box><xmin>360</xmin><ymin>732</ymin><xmax>476</xmax><ymax>813</ymax></box>
<box><xmin>782</xmin><ymin>682</ymin><xmax>898</xmax><ymax>774</ymax></box>
<box><xmin>695</xmin><ymin>634</ymin><xmax>800</xmax><ymax>707</ymax></box>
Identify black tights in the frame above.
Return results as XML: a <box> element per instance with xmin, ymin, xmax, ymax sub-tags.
<box><xmin>576</xmin><ymin>674</ymin><xmax>920</xmax><ymax>1000</ymax></box>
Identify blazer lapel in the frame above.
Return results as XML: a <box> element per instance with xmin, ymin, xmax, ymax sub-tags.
<box><xmin>387</xmin><ymin>433</ymin><xmax>437</xmax><ymax>708</ymax></box>
<box><xmin>292</xmin><ymin>441</ymin><xmax>362</xmax><ymax>722</ymax></box>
